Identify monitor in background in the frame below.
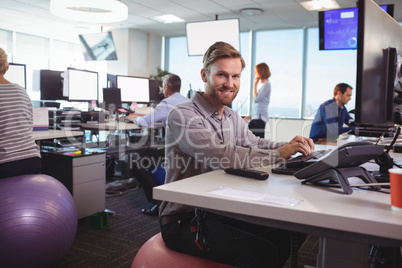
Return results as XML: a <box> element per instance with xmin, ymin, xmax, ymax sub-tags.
<box><xmin>186</xmin><ymin>18</ymin><xmax>240</xmax><ymax>56</ymax></box>
<box><xmin>78</xmin><ymin>32</ymin><xmax>118</xmax><ymax>61</ymax></box>
<box><xmin>64</xmin><ymin>68</ymin><xmax>98</xmax><ymax>102</ymax></box>
<box><xmin>319</xmin><ymin>4</ymin><xmax>393</xmax><ymax>50</ymax></box>
<box><xmin>116</xmin><ymin>75</ymin><xmax>150</xmax><ymax>104</ymax></box>
<box><xmin>5</xmin><ymin>63</ymin><xmax>26</xmax><ymax>89</ymax></box>
<box><xmin>354</xmin><ymin>0</ymin><xmax>402</xmax><ymax>136</ymax></box>
<box><xmin>102</xmin><ymin>87</ymin><xmax>122</xmax><ymax>112</ymax></box>
<box><xmin>40</xmin><ymin>69</ymin><xmax>67</xmax><ymax>101</ymax></box>
<box><xmin>149</xmin><ymin>79</ymin><xmax>163</xmax><ymax>104</ymax></box>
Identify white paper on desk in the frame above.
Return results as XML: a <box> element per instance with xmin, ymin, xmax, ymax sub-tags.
<box><xmin>208</xmin><ymin>186</ymin><xmax>302</xmax><ymax>207</ymax></box>
<box><xmin>33</xmin><ymin>107</ymin><xmax>49</xmax><ymax>131</ymax></box>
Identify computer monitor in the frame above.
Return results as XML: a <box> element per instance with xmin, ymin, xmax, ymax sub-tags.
<box><xmin>5</xmin><ymin>63</ymin><xmax>26</xmax><ymax>89</ymax></box>
<box><xmin>64</xmin><ymin>68</ymin><xmax>98</xmax><ymax>102</ymax></box>
<box><xmin>149</xmin><ymin>79</ymin><xmax>163</xmax><ymax>103</ymax></box>
<box><xmin>116</xmin><ymin>75</ymin><xmax>150</xmax><ymax>104</ymax></box>
<box><xmin>102</xmin><ymin>87</ymin><xmax>122</xmax><ymax>112</ymax></box>
<box><xmin>40</xmin><ymin>69</ymin><xmax>67</xmax><ymax>101</ymax></box>
<box><xmin>318</xmin><ymin>4</ymin><xmax>393</xmax><ymax>50</ymax></box>
<box><xmin>354</xmin><ymin>0</ymin><xmax>402</xmax><ymax>134</ymax></box>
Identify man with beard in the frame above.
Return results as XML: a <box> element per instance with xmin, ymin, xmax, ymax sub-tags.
<box><xmin>158</xmin><ymin>42</ymin><xmax>314</xmax><ymax>267</ymax></box>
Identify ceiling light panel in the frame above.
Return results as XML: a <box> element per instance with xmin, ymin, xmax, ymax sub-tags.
<box><xmin>50</xmin><ymin>0</ymin><xmax>128</xmax><ymax>23</ymax></box>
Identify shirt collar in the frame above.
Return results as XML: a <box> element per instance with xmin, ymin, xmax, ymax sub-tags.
<box><xmin>192</xmin><ymin>92</ymin><xmax>232</xmax><ymax>118</ymax></box>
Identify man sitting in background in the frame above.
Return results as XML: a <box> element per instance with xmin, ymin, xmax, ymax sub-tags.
<box><xmin>126</xmin><ymin>74</ymin><xmax>189</xmax><ymax>216</ymax></box>
<box><xmin>309</xmin><ymin>82</ymin><xmax>355</xmax><ymax>143</ymax></box>
<box><xmin>125</xmin><ymin>74</ymin><xmax>189</xmax><ymax>126</ymax></box>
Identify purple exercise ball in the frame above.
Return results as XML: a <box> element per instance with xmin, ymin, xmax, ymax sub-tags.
<box><xmin>0</xmin><ymin>174</ymin><xmax>78</xmax><ymax>268</ymax></box>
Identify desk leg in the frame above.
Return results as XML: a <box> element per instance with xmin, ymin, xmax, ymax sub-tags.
<box><xmin>316</xmin><ymin>237</ymin><xmax>369</xmax><ymax>268</ymax></box>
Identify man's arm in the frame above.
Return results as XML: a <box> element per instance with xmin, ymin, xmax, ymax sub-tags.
<box><xmin>233</xmin><ymin>112</ymin><xmax>287</xmax><ymax>149</ymax></box>
<box><xmin>322</xmin><ymin>102</ymin><xmax>342</xmax><ymax>138</ymax></box>
<box><xmin>133</xmin><ymin>101</ymin><xmax>170</xmax><ymax>126</ymax></box>
<box><xmin>167</xmin><ymin>107</ymin><xmax>313</xmax><ymax>169</ymax></box>
<box><xmin>167</xmin><ymin>107</ymin><xmax>282</xmax><ymax>169</ymax></box>
<box><xmin>338</xmin><ymin>109</ymin><xmax>355</xmax><ymax>134</ymax></box>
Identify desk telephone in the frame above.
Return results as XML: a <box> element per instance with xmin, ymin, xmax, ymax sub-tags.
<box><xmin>293</xmin><ymin>141</ymin><xmax>385</xmax><ymax>194</ymax></box>
<box><xmin>272</xmin><ymin>149</ymin><xmax>332</xmax><ymax>175</ymax></box>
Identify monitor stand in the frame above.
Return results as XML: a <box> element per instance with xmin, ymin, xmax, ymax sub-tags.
<box><xmin>301</xmin><ymin>166</ymin><xmax>381</xmax><ymax>194</ymax></box>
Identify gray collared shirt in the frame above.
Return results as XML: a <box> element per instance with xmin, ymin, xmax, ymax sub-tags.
<box><xmin>159</xmin><ymin>92</ymin><xmax>287</xmax><ymax>217</ymax></box>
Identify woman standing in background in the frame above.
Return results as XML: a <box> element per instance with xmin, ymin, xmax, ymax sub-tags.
<box><xmin>0</xmin><ymin>48</ymin><xmax>41</xmax><ymax>179</ymax></box>
<box><xmin>247</xmin><ymin>62</ymin><xmax>272</xmax><ymax>138</ymax></box>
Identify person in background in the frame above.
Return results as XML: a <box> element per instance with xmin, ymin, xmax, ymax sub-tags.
<box><xmin>0</xmin><ymin>48</ymin><xmax>41</xmax><ymax>179</ymax></box>
<box><xmin>125</xmin><ymin>74</ymin><xmax>189</xmax><ymax>126</ymax></box>
<box><xmin>309</xmin><ymin>82</ymin><xmax>355</xmax><ymax>143</ymax></box>
<box><xmin>126</xmin><ymin>74</ymin><xmax>189</xmax><ymax>216</ymax></box>
<box><xmin>245</xmin><ymin>62</ymin><xmax>272</xmax><ymax>138</ymax></box>
<box><xmin>159</xmin><ymin>41</ymin><xmax>314</xmax><ymax>267</ymax></box>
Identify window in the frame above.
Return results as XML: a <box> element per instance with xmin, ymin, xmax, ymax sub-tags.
<box><xmin>254</xmin><ymin>29</ymin><xmax>304</xmax><ymax>118</ymax></box>
<box><xmin>232</xmin><ymin>32</ymin><xmax>250</xmax><ymax>116</ymax></box>
<box><xmin>304</xmin><ymin>28</ymin><xmax>356</xmax><ymax>118</ymax></box>
<box><xmin>51</xmin><ymin>40</ymin><xmax>82</xmax><ymax>71</ymax></box>
<box><xmin>14</xmin><ymin>33</ymin><xmax>50</xmax><ymax>100</ymax></box>
<box><xmin>166</xmin><ymin>36</ymin><xmax>203</xmax><ymax>97</ymax></box>
<box><xmin>0</xmin><ymin>29</ymin><xmax>13</xmax><ymax>58</ymax></box>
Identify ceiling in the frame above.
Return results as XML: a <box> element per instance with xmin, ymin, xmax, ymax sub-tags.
<box><xmin>0</xmin><ymin>0</ymin><xmax>401</xmax><ymax>43</ymax></box>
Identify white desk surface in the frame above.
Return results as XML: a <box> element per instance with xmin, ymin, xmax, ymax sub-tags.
<box><xmin>33</xmin><ymin>129</ymin><xmax>84</xmax><ymax>140</ymax></box>
<box><xmin>154</xmin><ymin>148</ymin><xmax>402</xmax><ymax>247</ymax></box>
<box><xmin>80</xmin><ymin>121</ymin><xmax>142</xmax><ymax>131</ymax></box>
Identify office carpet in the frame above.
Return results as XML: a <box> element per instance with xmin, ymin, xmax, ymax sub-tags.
<box><xmin>51</xmin><ymin>180</ymin><xmax>161</xmax><ymax>268</ymax></box>
<box><xmin>50</xmin><ymin>181</ymin><xmax>319</xmax><ymax>268</ymax></box>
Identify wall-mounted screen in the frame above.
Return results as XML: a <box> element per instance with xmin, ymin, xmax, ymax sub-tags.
<box><xmin>116</xmin><ymin>75</ymin><xmax>150</xmax><ymax>103</ymax></box>
<box><xmin>63</xmin><ymin>68</ymin><xmax>98</xmax><ymax>102</ymax></box>
<box><xmin>40</xmin><ymin>69</ymin><xmax>67</xmax><ymax>101</ymax></box>
<box><xmin>78</xmin><ymin>32</ymin><xmax>118</xmax><ymax>61</ymax></box>
<box><xmin>5</xmin><ymin>63</ymin><xmax>26</xmax><ymax>89</ymax></box>
<box><xmin>186</xmin><ymin>18</ymin><xmax>240</xmax><ymax>56</ymax></box>
<box><xmin>319</xmin><ymin>4</ymin><xmax>393</xmax><ymax>50</ymax></box>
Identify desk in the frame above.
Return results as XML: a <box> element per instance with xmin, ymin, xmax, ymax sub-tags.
<box><xmin>33</xmin><ymin>129</ymin><xmax>84</xmax><ymax>141</ymax></box>
<box><xmin>153</xmin><ymin>152</ymin><xmax>402</xmax><ymax>267</ymax></box>
<box><xmin>80</xmin><ymin>121</ymin><xmax>142</xmax><ymax>131</ymax></box>
<box><xmin>80</xmin><ymin>121</ymin><xmax>164</xmax><ymax>150</ymax></box>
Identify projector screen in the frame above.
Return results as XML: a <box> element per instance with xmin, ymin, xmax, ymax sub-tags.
<box><xmin>186</xmin><ymin>19</ymin><xmax>240</xmax><ymax>56</ymax></box>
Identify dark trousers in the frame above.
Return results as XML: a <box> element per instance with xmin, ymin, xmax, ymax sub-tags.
<box><xmin>131</xmin><ymin>148</ymin><xmax>165</xmax><ymax>202</ymax></box>
<box><xmin>0</xmin><ymin>157</ymin><xmax>41</xmax><ymax>179</ymax></box>
<box><xmin>161</xmin><ymin>212</ymin><xmax>296</xmax><ymax>268</ymax></box>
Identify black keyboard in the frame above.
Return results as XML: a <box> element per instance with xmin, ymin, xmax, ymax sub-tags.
<box><xmin>224</xmin><ymin>168</ymin><xmax>269</xmax><ymax>180</ymax></box>
<box><xmin>272</xmin><ymin>149</ymin><xmax>332</xmax><ymax>175</ymax></box>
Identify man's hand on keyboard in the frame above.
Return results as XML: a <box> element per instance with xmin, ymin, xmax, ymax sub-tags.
<box><xmin>124</xmin><ymin>113</ymin><xmax>138</xmax><ymax>123</ymax></box>
<box><xmin>276</xmin><ymin>136</ymin><xmax>315</xmax><ymax>159</ymax></box>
